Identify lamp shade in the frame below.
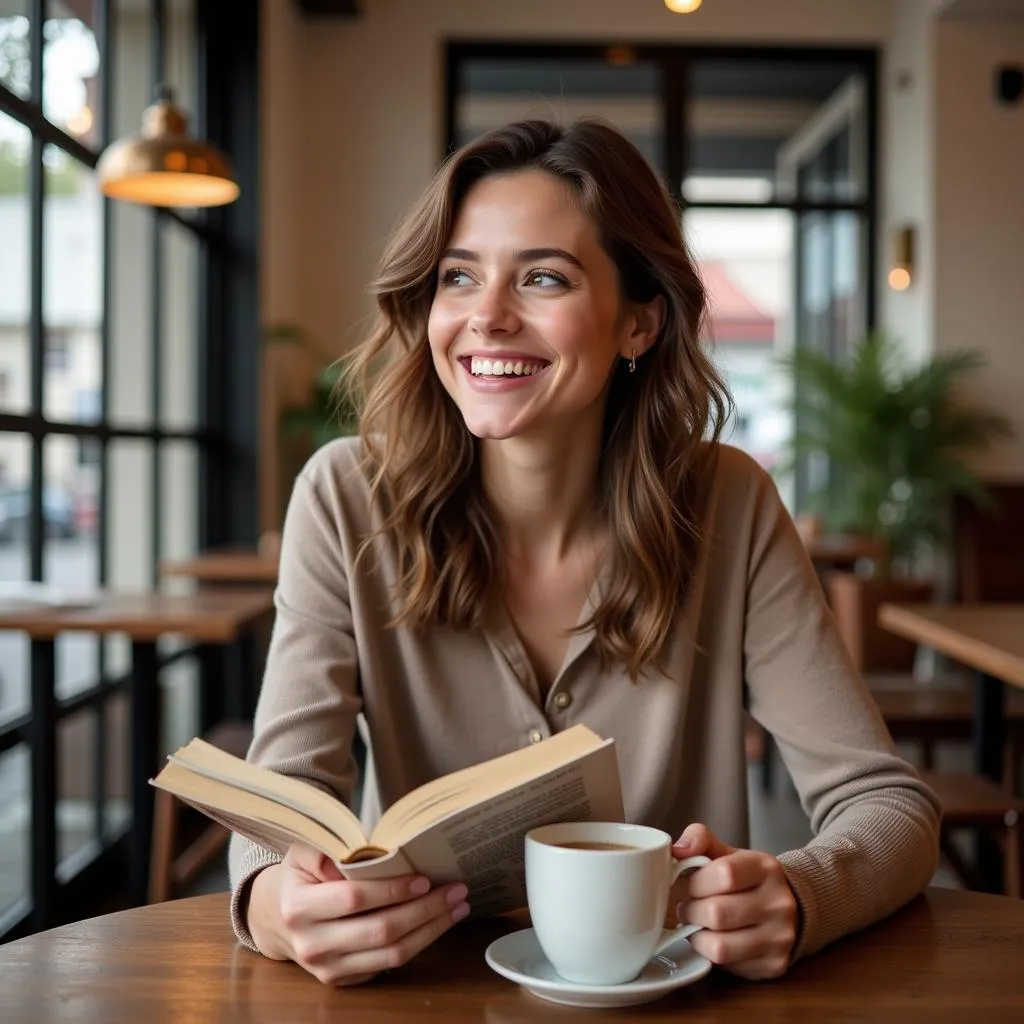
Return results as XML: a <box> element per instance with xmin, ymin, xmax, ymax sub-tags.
<box><xmin>96</xmin><ymin>87</ymin><xmax>239</xmax><ymax>208</ymax></box>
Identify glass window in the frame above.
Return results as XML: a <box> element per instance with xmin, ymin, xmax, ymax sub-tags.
<box><xmin>43</xmin><ymin>1</ymin><xmax>102</xmax><ymax>150</ymax></box>
<box><xmin>0</xmin><ymin>3</ymin><xmax>30</xmax><ymax>100</ymax></box>
<box><xmin>0</xmin><ymin>112</ymin><xmax>31</xmax><ymax>417</ymax></box>
<box><xmin>57</xmin><ymin>708</ymin><xmax>98</xmax><ymax>870</ymax></box>
<box><xmin>683</xmin><ymin>60</ymin><xmax>867</xmax><ymax>205</ymax></box>
<box><xmin>161</xmin><ymin>218</ymin><xmax>199</xmax><ymax>430</ymax></box>
<box><xmin>105</xmin><ymin>439</ymin><xmax>154</xmax><ymax>687</ymax></box>
<box><xmin>161</xmin><ymin>441</ymin><xmax>197</xmax><ymax>564</ymax></box>
<box><xmin>0</xmin><ymin>0</ymin><xmax>215</xmax><ymax>937</ymax></box>
<box><xmin>104</xmin><ymin>693</ymin><xmax>130</xmax><ymax>837</ymax></box>
<box><xmin>45</xmin><ymin>435</ymin><xmax>99</xmax><ymax>699</ymax></box>
<box><xmin>109</xmin><ymin>0</ymin><xmax>154</xmax><ymax>428</ymax></box>
<box><xmin>0</xmin><ymin>432</ymin><xmax>30</xmax><ymax>729</ymax></box>
<box><xmin>43</xmin><ymin>147</ymin><xmax>103</xmax><ymax>425</ymax></box>
<box><xmin>455</xmin><ymin>55</ymin><xmax>665</xmax><ymax>175</ymax></box>
<box><xmin>0</xmin><ymin>744</ymin><xmax>30</xmax><ymax>920</ymax></box>
<box><xmin>684</xmin><ymin>207</ymin><xmax>795</xmax><ymax>502</ymax></box>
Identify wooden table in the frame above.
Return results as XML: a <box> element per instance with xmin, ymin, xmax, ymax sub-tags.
<box><xmin>0</xmin><ymin>588</ymin><xmax>276</xmax><ymax>922</ymax></box>
<box><xmin>878</xmin><ymin>604</ymin><xmax>1024</xmax><ymax>782</ymax></box>
<box><xmin>2</xmin><ymin>889</ymin><xmax>1023</xmax><ymax>1022</ymax></box>
<box><xmin>879</xmin><ymin>603</ymin><xmax>1024</xmax><ymax>889</ymax></box>
<box><xmin>804</xmin><ymin>533</ymin><xmax>886</xmax><ymax>568</ymax></box>
<box><xmin>878</xmin><ymin>604</ymin><xmax>1024</xmax><ymax>693</ymax></box>
<box><xmin>159</xmin><ymin>547</ymin><xmax>279</xmax><ymax>585</ymax></box>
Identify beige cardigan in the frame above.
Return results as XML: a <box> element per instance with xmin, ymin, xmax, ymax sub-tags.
<box><xmin>229</xmin><ymin>438</ymin><xmax>940</xmax><ymax>959</ymax></box>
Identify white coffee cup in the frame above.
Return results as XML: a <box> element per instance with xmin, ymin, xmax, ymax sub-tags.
<box><xmin>525</xmin><ymin>821</ymin><xmax>710</xmax><ymax>986</ymax></box>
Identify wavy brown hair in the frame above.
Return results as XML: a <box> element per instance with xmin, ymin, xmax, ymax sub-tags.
<box><xmin>347</xmin><ymin>119</ymin><xmax>730</xmax><ymax>679</ymax></box>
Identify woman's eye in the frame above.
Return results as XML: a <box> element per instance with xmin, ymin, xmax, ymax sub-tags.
<box><xmin>525</xmin><ymin>270</ymin><xmax>568</xmax><ymax>288</ymax></box>
<box><xmin>440</xmin><ymin>268</ymin><xmax>473</xmax><ymax>287</ymax></box>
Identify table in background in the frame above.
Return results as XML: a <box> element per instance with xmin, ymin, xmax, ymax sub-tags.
<box><xmin>804</xmin><ymin>533</ymin><xmax>886</xmax><ymax>570</ymax></box>
<box><xmin>0</xmin><ymin>588</ymin><xmax>275</xmax><ymax>923</ymax></box>
<box><xmin>159</xmin><ymin>547</ymin><xmax>279</xmax><ymax>586</ymax></box>
<box><xmin>879</xmin><ymin>602</ymin><xmax>1024</xmax><ymax>890</ymax></box>
<box><xmin>878</xmin><ymin>604</ymin><xmax>1024</xmax><ymax>781</ymax></box>
<box><xmin>1</xmin><ymin>888</ymin><xmax>1022</xmax><ymax>1022</ymax></box>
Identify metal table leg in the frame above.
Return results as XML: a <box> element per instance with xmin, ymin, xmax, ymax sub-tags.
<box><xmin>129</xmin><ymin>641</ymin><xmax>160</xmax><ymax>906</ymax></box>
<box><xmin>974</xmin><ymin>670</ymin><xmax>1005</xmax><ymax>893</ymax></box>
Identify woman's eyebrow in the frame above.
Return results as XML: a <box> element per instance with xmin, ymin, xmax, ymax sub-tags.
<box><xmin>440</xmin><ymin>246</ymin><xmax>585</xmax><ymax>270</ymax></box>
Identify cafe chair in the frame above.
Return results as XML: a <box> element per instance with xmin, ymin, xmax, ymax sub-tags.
<box><xmin>870</xmin><ymin>673</ymin><xmax>1024</xmax><ymax>784</ymax></box>
<box><xmin>868</xmin><ymin>484</ymin><xmax>1024</xmax><ymax>795</ymax></box>
<box><xmin>149</xmin><ymin>718</ymin><xmax>253</xmax><ymax>903</ymax></box>
<box><xmin>920</xmin><ymin>770</ymin><xmax>1024</xmax><ymax>898</ymax></box>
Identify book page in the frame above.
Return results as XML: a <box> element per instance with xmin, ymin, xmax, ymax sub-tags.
<box><xmin>374</xmin><ymin>741</ymin><xmax>623</xmax><ymax>916</ymax></box>
<box><xmin>371</xmin><ymin>724</ymin><xmax>604</xmax><ymax>850</ymax></box>
<box><xmin>168</xmin><ymin>739</ymin><xmax>367</xmax><ymax>851</ymax></box>
<box><xmin>151</xmin><ymin>762</ymin><xmax>354</xmax><ymax>862</ymax></box>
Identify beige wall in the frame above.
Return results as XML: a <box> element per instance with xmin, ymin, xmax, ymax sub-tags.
<box><xmin>879</xmin><ymin>0</ymin><xmax>936</xmax><ymax>366</ymax></box>
<box><xmin>933</xmin><ymin>18</ymin><xmax>1024</xmax><ymax>477</ymax></box>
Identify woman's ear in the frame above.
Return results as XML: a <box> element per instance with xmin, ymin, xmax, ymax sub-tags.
<box><xmin>623</xmin><ymin>293</ymin><xmax>666</xmax><ymax>359</ymax></box>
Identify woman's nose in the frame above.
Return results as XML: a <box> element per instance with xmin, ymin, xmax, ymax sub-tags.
<box><xmin>468</xmin><ymin>288</ymin><xmax>521</xmax><ymax>337</ymax></box>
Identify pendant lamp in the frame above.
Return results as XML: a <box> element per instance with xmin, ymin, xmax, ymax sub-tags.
<box><xmin>96</xmin><ymin>84</ymin><xmax>239</xmax><ymax>208</ymax></box>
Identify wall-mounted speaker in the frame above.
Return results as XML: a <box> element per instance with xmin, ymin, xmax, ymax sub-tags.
<box><xmin>995</xmin><ymin>65</ymin><xmax>1024</xmax><ymax>106</ymax></box>
<box><xmin>294</xmin><ymin>0</ymin><xmax>360</xmax><ymax>14</ymax></box>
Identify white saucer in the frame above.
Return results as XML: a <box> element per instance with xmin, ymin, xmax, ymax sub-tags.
<box><xmin>484</xmin><ymin>927</ymin><xmax>712</xmax><ymax>1009</ymax></box>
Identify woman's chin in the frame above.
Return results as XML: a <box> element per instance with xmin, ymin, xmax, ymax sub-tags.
<box><xmin>463</xmin><ymin>421</ymin><xmax>521</xmax><ymax>442</ymax></box>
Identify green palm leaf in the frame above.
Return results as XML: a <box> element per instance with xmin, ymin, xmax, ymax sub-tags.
<box><xmin>779</xmin><ymin>332</ymin><xmax>1013</xmax><ymax>575</ymax></box>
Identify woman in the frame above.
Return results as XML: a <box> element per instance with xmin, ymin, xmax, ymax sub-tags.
<box><xmin>230</xmin><ymin>119</ymin><xmax>939</xmax><ymax>987</ymax></box>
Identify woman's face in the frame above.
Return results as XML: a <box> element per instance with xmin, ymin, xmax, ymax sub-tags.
<box><xmin>427</xmin><ymin>169</ymin><xmax>654</xmax><ymax>443</ymax></box>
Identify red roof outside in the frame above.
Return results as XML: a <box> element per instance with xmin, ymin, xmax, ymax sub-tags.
<box><xmin>699</xmin><ymin>261</ymin><xmax>776</xmax><ymax>344</ymax></box>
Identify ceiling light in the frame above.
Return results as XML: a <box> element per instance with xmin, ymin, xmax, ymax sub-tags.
<box><xmin>96</xmin><ymin>85</ymin><xmax>239</xmax><ymax>208</ymax></box>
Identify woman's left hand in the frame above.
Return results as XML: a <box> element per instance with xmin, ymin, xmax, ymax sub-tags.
<box><xmin>673</xmin><ymin>823</ymin><xmax>799</xmax><ymax>980</ymax></box>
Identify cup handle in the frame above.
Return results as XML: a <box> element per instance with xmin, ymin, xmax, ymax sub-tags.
<box><xmin>654</xmin><ymin>854</ymin><xmax>712</xmax><ymax>957</ymax></box>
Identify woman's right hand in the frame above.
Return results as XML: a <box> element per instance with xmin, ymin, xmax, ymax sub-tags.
<box><xmin>246</xmin><ymin>842</ymin><xmax>471</xmax><ymax>987</ymax></box>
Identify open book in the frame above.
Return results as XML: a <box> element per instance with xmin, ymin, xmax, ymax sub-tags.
<box><xmin>151</xmin><ymin>724</ymin><xmax>624</xmax><ymax>915</ymax></box>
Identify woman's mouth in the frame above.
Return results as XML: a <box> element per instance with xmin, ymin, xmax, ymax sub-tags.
<box><xmin>462</xmin><ymin>356</ymin><xmax>549</xmax><ymax>379</ymax></box>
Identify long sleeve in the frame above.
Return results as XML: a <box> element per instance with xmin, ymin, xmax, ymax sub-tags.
<box><xmin>741</xmin><ymin>467</ymin><xmax>941</xmax><ymax>959</ymax></box>
<box><xmin>228</xmin><ymin>466</ymin><xmax>363</xmax><ymax>951</ymax></box>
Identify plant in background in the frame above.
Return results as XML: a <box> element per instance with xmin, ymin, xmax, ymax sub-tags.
<box><xmin>781</xmin><ymin>332</ymin><xmax>1013</xmax><ymax>578</ymax></box>
<box><xmin>264</xmin><ymin>323</ymin><xmax>360</xmax><ymax>450</ymax></box>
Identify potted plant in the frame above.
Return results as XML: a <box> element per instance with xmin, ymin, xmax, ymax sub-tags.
<box><xmin>262</xmin><ymin>324</ymin><xmax>360</xmax><ymax>543</ymax></box>
<box><xmin>782</xmin><ymin>332</ymin><xmax>1012</xmax><ymax>671</ymax></box>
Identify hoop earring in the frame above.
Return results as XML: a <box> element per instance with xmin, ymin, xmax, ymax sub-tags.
<box><xmin>628</xmin><ymin>349</ymin><xmax>637</xmax><ymax>374</ymax></box>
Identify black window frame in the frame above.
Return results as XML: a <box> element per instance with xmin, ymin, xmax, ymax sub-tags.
<box><xmin>0</xmin><ymin>0</ymin><xmax>259</xmax><ymax>940</ymax></box>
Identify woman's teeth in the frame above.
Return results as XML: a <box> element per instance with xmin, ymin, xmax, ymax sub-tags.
<box><xmin>469</xmin><ymin>357</ymin><xmax>546</xmax><ymax>377</ymax></box>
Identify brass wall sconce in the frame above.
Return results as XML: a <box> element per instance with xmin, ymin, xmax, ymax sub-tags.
<box><xmin>888</xmin><ymin>225</ymin><xmax>915</xmax><ymax>291</ymax></box>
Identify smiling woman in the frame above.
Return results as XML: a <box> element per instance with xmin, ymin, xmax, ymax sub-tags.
<box><xmin>349</xmin><ymin>120</ymin><xmax>728</xmax><ymax>677</ymax></box>
<box><xmin>429</xmin><ymin>171</ymin><xmax>644</xmax><ymax>445</ymax></box>
<box><xmin>230</xmin><ymin>118</ymin><xmax>939</xmax><ymax>992</ymax></box>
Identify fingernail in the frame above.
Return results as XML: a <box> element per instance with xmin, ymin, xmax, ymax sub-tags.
<box><xmin>409</xmin><ymin>876</ymin><xmax>431</xmax><ymax>896</ymax></box>
<box><xmin>674</xmin><ymin>837</ymin><xmax>692</xmax><ymax>850</ymax></box>
<box><xmin>451</xmin><ymin>901</ymin><xmax>471</xmax><ymax>923</ymax></box>
<box><xmin>445</xmin><ymin>883</ymin><xmax>469</xmax><ymax>906</ymax></box>
<box><xmin>675</xmin><ymin>902</ymin><xmax>687</xmax><ymax>920</ymax></box>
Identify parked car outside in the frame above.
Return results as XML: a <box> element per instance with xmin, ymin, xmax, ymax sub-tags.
<box><xmin>0</xmin><ymin>487</ymin><xmax>78</xmax><ymax>543</ymax></box>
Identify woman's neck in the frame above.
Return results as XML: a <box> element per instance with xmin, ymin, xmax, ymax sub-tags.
<box><xmin>479</xmin><ymin>424</ymin><xmax>604</xmax><ymax>566</ymax></box>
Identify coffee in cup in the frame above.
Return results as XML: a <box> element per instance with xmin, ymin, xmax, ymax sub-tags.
<box><xmin>525</xmin><ymin>822</ymin><xmax>710</xmax><ymax>986</ymax></box>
